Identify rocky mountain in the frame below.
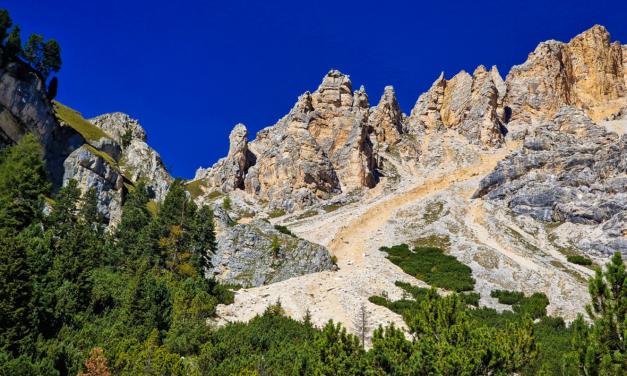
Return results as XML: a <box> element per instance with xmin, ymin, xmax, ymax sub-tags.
<box><xmin>3</xmin><ymin>25</ymin><xmax>627</xmax><ymax>338</ymax></box>
<box><xmin>0</xmin><ymin>46</ymin><xmax>172</xmax><ymax>226</ymax></box>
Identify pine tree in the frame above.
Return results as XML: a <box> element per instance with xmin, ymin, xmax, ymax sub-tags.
<box><xmin>41</xmin><ymin>39</ymin><xmax>61</xmax><ymax>79</ymax></box>
<box><xmin>5</xmin><ymin>24</ymin><xmax>21</xmax><ymax>56</ymax></box>
<box><xmin>0</xmin><ymin>9</ymin><xmax>11</xmax><ymax>42</ymax></box>
<box><xmin>0</xmin><ymin>134</ymin><xmax>51</xmax><ymax>231</ymax></box>
<box><xmin>22</xmin><ymin>32</ymin><xmax>44</xmax><ymax>72</ymax></box>
<box><xmin>0</xmin><ymin>231</ymin><xmax>34</xmax><ymax>354</ymax></box>
<box><xmin>571</xmin><ymin>252</ymin><xmax>627</xmax><ymax>375</ymax></box>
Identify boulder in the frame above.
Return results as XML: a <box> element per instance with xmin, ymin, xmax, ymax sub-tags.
<box><xmin>210</xmin><ymin>206</ymin><xmax>336</xmax><ymax>287</ymax></box>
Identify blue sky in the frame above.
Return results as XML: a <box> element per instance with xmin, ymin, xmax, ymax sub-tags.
<box><xmin>7</xmin><ymin>0</ymin><xmax>627</xmax><ymax>179</ymax></box>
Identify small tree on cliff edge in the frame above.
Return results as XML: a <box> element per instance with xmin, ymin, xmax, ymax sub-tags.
<box><xmin>6</xmin><ymin>24</ymin><xmax>21</xmax><ymax>56</ymax></box>
<box><xmin>0</xmin><ymin>9</ymin><xmax>11</xmax><ymax>42</ymax></box>
<box><xmin>22</xmin><ymin>32</ymin><xmax>61</xmax><ymax>80</ymax></box>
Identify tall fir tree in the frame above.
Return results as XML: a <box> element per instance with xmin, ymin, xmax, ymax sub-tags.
<box><xmin>0</xmin><ymin>232</ymin><xmax>34</xmax><ymax>354</ymax></box>
<box><xmin>0</xmin><ymin>9</ymin><xmax>11</xmax><ymax>42</ymax></box>
<box><xmin>0</xmin><ymin>134</ymin><xmax>50</xmax><ymax>231</ymax></box>
<box><xmin>22</xmin><ymin>32</ymin><xmax>44</xmax><ymax>73</ymax></box>
<box><xmin>5</xmin><ymin>24</ymin><xmax>21</xmax><ymax>56</ymax></box>
<box><xmin>571</xmin><ymin>252</ymin><xmax>627</xmax><ymax>375</ymax></box>
<box><xmin>41</xmin><ymin>39</ymin><xmax>61</xmax><ymax>79</ymax></box>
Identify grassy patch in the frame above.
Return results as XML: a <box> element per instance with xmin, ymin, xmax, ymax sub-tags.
<box><xmin>323</xmin><ymin>201</ymin><xmax>349</xmax><ymax>213</ymax></box>
<box><xmin>410</xmin><ymin>235</ymin><xmax>451</xmax><ymax>250</ymax></box>
<box><xmin>348</xmin><ymin>188</ymin><xmax>363</xmax><ymax>197</ymax></box>
<box><xmin>296</xmin><ymin>210</ymin><xmax>318</xmax><ymax>220</ymax></box>
<box><xmin>330</xmin><ymin>255</ymin><xmax>338</xmax><ymax>264</ymax></box>
<box><xmin>53</xmin><ymin>101</ymin><xmax>113</xmax><ymax>143</ymax></box>
<box><xmin>268</xmin><ymin>208</ymin><xmax>286</xmax><ymax>218</ymax></box>
<box><xmin>567</xmin><ymin>255</ymin><xmax>592</xmax><ymax>266</ymax></box>
<box><xmin>82</xmin><ymin>145</ymin><xmax>119</xmax><ymax>170</ymax></box>
<box><xmin>228</xmin><ymin>221</ymin><xmax>238</xmax><ymax>227</ymax></box>
<box><xmin>185</xmin><ymin>179</ymin><xmax>209</xmax><ymax>199</ymax></box>
<box><xmin>422</xmin><ymin>201</ymin><xmax>445</xmax><ymax>225</ymax></box>
<box><xmin>274</xmin><ymin>225</ymin><xmax>296</xmax><ymax>238</ymax></box>
<box><xmin>381</xmin><ymin>244</ymin><xmax>475</xmax><ymax>292</ymax></box>
<box><xmin>146</xmin><ymin>200</ymin><xmax>159</xmax><ymax>217</ymax></box>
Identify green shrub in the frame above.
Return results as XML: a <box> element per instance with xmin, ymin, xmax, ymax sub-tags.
<box><xmin>330</xmin><ymin>255</ymin><xmax>338</xmax><ymax>264</ymax></box>
<box><xmin>513</xmin><ymin>292</ymin><xmax>550</xmax><ymax>319</ymax></box>
<box><xmin>270</xmin><ymin>235</ymin><xmax>280</xmax><ymax>257</ymax></box>
<box><xmin>274</xmin><ymin>224</ymin><xmax>296</xmax><ymax>238</ymax></box>
<box><xmin>228</xmin><ymin>221</ymin><xmax>238</xmax><ymax>227</ymax></box>
<box><xmin>491</xmin><ymin>289</ymin><xmax>524</xmax><ymax>305</ymax></box>
<box><xmin>461</xmin><ymin>292</ymin><xmax>481</xmax><ymax>307</ymax></box>
<box><xmin>566</xmin><ymin>255</ymin><xmax>592</xmax><ymax>265</ymax></box>
<box><xmin>223</xmin><ymin>195</ymin><xmax>232</xmax><ymax>211</ymax></box>
<box><xmin>381</xmin><ymin>244</ymin><xmax>475</xmax><ymax>292</ymax></box>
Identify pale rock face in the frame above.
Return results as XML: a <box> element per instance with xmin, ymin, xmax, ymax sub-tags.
<box><xmin>90</xmin><ymin>112</ymin><xmax>147</xmax><ymax>144</ymax></box>
<box><xmin>309</xmin><ymin>70</ymin><xmax>377</xmax><ymax>189</ymax></box>
<box><xmin>244</xmin><ymin>94</ymin><xmax>341</xmax><ymax>208</ymax></box>
<box><xmin>121</xmin><ymin>139</ymin><xmax>172</xmax><ymax>202</ymax></box>
<box><xmin>63</xmin><ymin>146</ymin><xmax>124</xmax><ymax>226</ymax></box>
<box><xmin>623</xmin><ymin>45</ymin><xmax>627</xmax><ymax>84</ymax></box>
<box><xmin>458</xmin><ymin>66</ymin><xmax>505</xmax><ymax>147</ymax></box>
<box><xmin>368</xmin><ymin>86</ymin><xmax>404</xmax><ymax>145</ymax></box>
<box><xmin>89</xmin><ymin>113</ymin><xmax>172</xmax><ymax>202</ymax></box>
<box><xmin>196</xmin><ymin>124</ymin><xmax>252</xmax><ymax>194</ymax></box>
<box><xmin>505</xmin><ymin>25</ymin><xmax>626</xmax><ymax>124</ymax></box>
<box><xmin>408</xmin><ymin>66</ymin><xmax>505</xmax><ymax>147</ymax></box>
<box><xmin>407</xmin><ymin>72</ymin><xmax>446</xmax><ymax>133</ymax></box>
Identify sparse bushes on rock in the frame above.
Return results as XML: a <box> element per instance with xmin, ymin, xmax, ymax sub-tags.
<box><xmin>566</xmin><ymin>255</ymin><xmax>592</xmax><ymax>265</ymax></box>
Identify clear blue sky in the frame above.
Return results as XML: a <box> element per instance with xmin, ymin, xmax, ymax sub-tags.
<box><xmin>7</xmin><ymin>0</ymin><xmax>627</xmax><ymax>179</ymax></box>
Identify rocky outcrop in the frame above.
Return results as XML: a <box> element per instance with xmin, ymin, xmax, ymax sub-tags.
<box><xmin>244</xmin><ymin>92</ymin><xmax>341</xmax><ymax>209</ymax></box>
<box><xmin>211</xmin><ymin>207</ymin><xmax>336</xmax><ymax>287</ymax></box>
<box><xmin>0</xmin><ymin>48</ymin><xmax>83</xmax><ymax>189</ymax></box>
<box><xmin>195</xmin><ymin>124</ymin><xmax>252</xmax><ymax>193</ymax></box>
<box><xmin>368</xmin><ymin>86</ymin><xmax>404</xmax><ymax>145</ymax></box>
<box><xmin>89</xmin><ymin>113</ymin><xmax>172</xmax><ymax>202</ymax></box>
<box><xmin>308</xmin><ymin>70</ymin><xmax>377</xmax><ymax>189</ymax></box>
<box><xmin>193</xmin><ymin>71</ymin><xmax>378</xmax><ymax>211</ymax></box>
<box><xmin>0</xmin><ymin>47</ymin><xmax>56</xmax><ymax>149</ymax></box>
<box><xmin>407</xmin><ymin>66</ymin><xmax>505</xmax><ymax>147</ymax></box>
<box><xmin>63</xmin><ymin>145</ymin><xmax>124</xmax><ymax>226</ymax></box>
<box><xmin>504</xmin><ymin>25</ymin><xmax>626</xmax><ymax>124</ymax></box>
<box><xmin>90</xmin><ymin>112</ymin><xmax>147</xmax><ymax>144</ymax></box>
<box><xmin>473</xmin><ymin>106</ymin><xmax>627</xmax><ymax>256</ymax></box>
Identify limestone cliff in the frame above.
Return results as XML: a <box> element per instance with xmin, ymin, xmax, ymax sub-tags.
<box><xmin>473</xmin><ymin>106</ymin><xmax>627</xmax><ymax>256</ymax></box>
<box><xmin>89</xmin><ymin>112</ymin><xmax>172</xmax><ymax>202</ymax></box>
<box><xmin>407</xmin><ymin>66</ymin><xmax>506</xmax><ymax>147</ymax></box>
<box><xmin>504</xmin><ymin>25</ymin><xmax>626</xmax><ymax>125</ymax></box>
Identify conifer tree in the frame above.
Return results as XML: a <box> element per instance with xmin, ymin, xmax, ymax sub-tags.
<box><xmin>0</xmin><ymin>232</ymin><xmax>34</xmax><ymax>354</ymax></box>
<box><xmin>22</xmin><ymin>32</ymin><xmax>44</xmax><ymax>72</ymax></box>
<box><xmin>5</xmin><ymin>24</ymin><xmax>21</xmax><ymax>56</ymax></box>
<box><xmin>0</xmin><ymin>134</ymin><xmax>50</xmax><ymax>231</ymax></box>
<box><xmin>571</xmin><ymin>252</ymin><xmax>627</xmax><ymax>375</ymax></box>
<box><xmin>42</xmin><ymin>39</ymin><xmax>61</xmax><ymax>79</ymax></box>
<box><xmin>0</xmin><ymin>9</ymin><xmax>11</xmax><ymax>42</ymax></box>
